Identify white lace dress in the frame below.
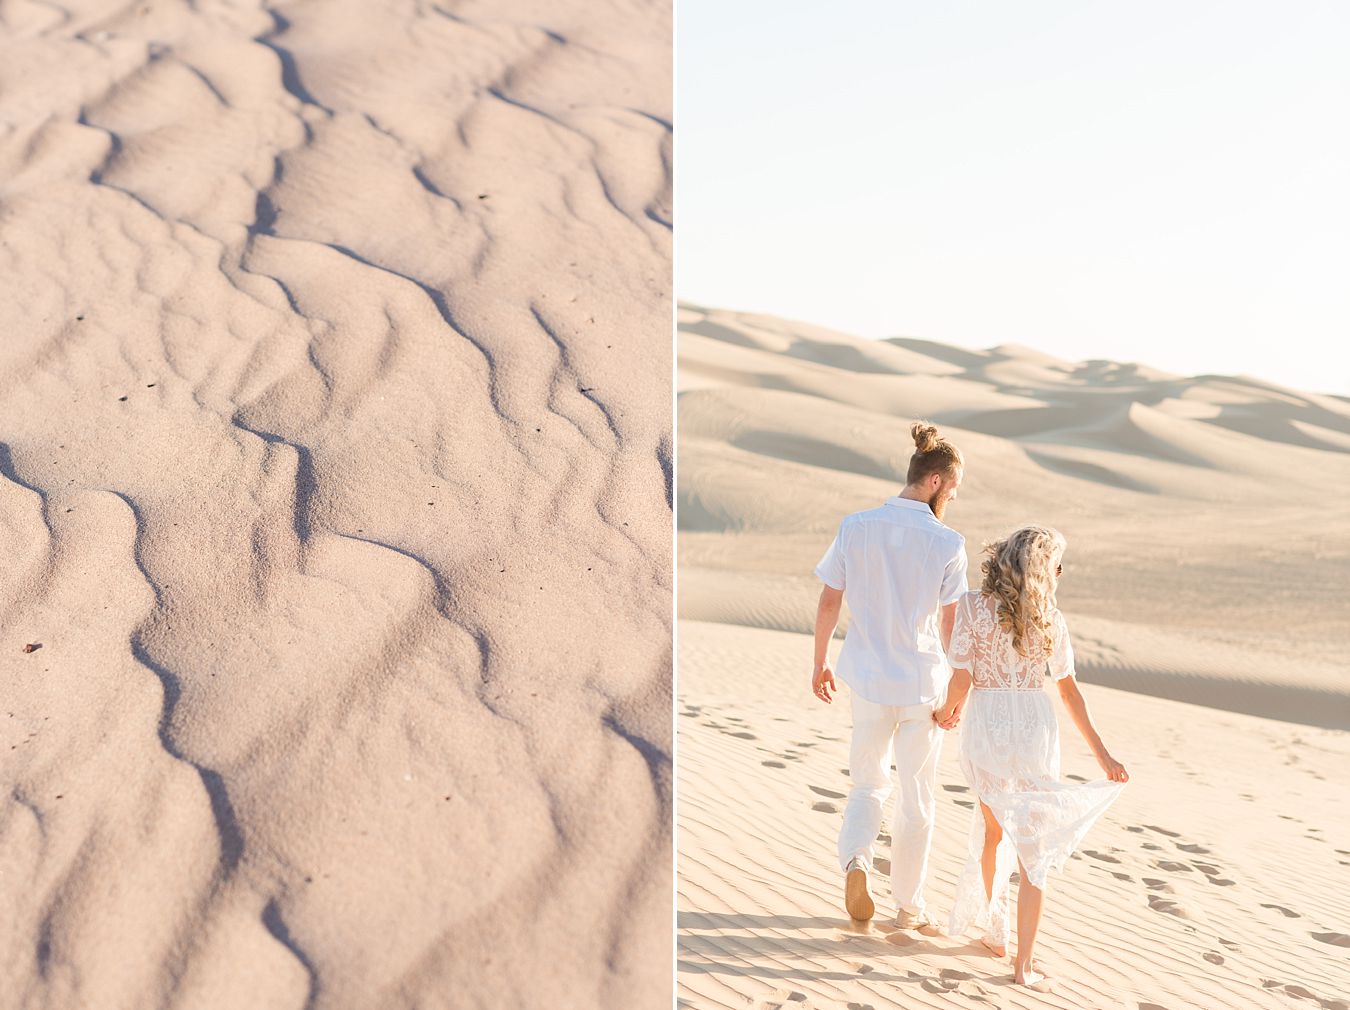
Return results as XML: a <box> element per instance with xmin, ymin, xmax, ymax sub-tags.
<box><xmin>944</xmin><ymin>590</ymin><xmax>1125</xmax><ymax>946</ymax></box>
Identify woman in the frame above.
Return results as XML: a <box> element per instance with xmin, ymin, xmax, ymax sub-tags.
<box><xmin>932</xmin><ymin>526</ymin><xmax>1128</xmax><ymax>992</ymax></box>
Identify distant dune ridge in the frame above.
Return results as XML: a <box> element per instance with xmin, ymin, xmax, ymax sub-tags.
<box><xmin>677</xmin><ymin>303</ymin><xmax>1350</xmax><ymax>1009</ymax></box>
<box><xmin>679</xmin><ymin>302</ymin><xmax>1349</xmax><ymax>728</ymax></box>
<box><xmin>0</xmin><ymin>3</ymin><xmax>670</xmax><ymax>1008</ymax></box>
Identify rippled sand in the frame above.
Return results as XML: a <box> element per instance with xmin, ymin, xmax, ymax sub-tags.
<box><xmin>0</xmin><ymin>3</ymin><xmax>671</xmax><ymax>1007</ymax></box>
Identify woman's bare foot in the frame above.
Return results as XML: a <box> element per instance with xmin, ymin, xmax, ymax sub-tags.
<box><xmin>979</xmin><ymin>937</ymin><xmax>1007</xmax><ymax>958</ymax></box>
<box><xmin>1014</xmin><ymin>961</ymin><xmax>1053</xmax><ymax>993</ymax></box>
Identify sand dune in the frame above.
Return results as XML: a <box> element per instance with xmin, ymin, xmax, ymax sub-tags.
<box><xmin>678</xmin><ymin>620</ymin><xmax>1350</xmax><ymax>1010</ymax></box>
<box><xmin>676</xmin><ymin>304</ymin><xmax>1350</xmax><ymax>1008</ymax></box>
<box><xmin>0</xmin><ymin>4</ymin><xmax>670</xmax><ymax>1008</ymax></box>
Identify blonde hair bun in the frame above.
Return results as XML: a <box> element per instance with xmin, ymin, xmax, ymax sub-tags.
<box><xmin>911</xmin><ymin>422</ymin><xmax>941</xmax><ymax>453</ymax></box>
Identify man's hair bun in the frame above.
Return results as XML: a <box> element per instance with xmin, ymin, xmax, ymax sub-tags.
<box><xmin>906</xmin><ymin>420</ymin><xmax>963</xmax><ymax>485</ymax></box>
<box><xmin>911</xmin><ymin>422</ymin><xmax>941</xmax><ymax>453</ymax></box>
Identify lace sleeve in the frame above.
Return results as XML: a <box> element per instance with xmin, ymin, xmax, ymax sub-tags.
<box><xmin>948</xmin><ymin>593</ymin><xmax>975</xmax><ymax>669</ymax></box>
<box><xmin>1049</xmin><ymin>609</ymin><xmax>1076</xmax><ymax>681</ymax></box>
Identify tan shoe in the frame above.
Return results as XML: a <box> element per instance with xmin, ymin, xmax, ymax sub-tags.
<box><xmin>893</xmin><ymin>908</ymin><xmax>936</xmax><ymax>930</ymax></box>
<box><xmin>844</xmin><ymin>858</ymin><xmax>875</xmax><ymax>921</ymax></box>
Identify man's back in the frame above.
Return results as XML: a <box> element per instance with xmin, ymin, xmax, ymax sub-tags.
<box><xmin>815</xmin><ymin>496</ymin><xmax>968</xmax><ymax>706</ymax></box>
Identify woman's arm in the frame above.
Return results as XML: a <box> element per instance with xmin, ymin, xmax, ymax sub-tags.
<box><xmin>933</xmin><ymin>667</ymin><xmax>972</xmax><ymax>729</ymax></box>
<box><xmin>1056</xmin><ymin>676</ymin><xmax>1129</xmax><ymax>782</ymax></box>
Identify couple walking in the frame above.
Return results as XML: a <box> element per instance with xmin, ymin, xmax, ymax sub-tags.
<box><xmin>811</xmin><ymin>422</ymin><xmax>1129</xmax><ymax>992</ymax></box>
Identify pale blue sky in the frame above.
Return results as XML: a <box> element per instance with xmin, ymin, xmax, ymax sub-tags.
<box><xmin>677</xmin><ymin>1</ymin><xmax>1350</xmax><ymax>396</ymax></box>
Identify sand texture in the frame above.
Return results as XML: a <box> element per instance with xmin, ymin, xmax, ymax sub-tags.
<box><xmin>0</xmin><ymin>4</ymin><xmax>671</xmax><ymax>1008</ymax></box>
<box><xmin>677</xmin><ymin>304</ymin><xmax>1350</xmax><ymax>1009</ymax></box>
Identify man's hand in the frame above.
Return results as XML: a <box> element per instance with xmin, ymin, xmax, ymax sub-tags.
<box><xmin>932</xmin><ymin>700</ymin><xmax>963</xmax><ymax>730</ymax></box>
<box><xmin>812</xmin><ymin>665</ymin><xmax>838</xmax><ymax>704</ymax></box>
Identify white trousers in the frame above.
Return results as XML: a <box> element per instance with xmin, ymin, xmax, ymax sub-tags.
<box><xmin>837</xmin><ymin>691</ymin><xmax>944</xmax><ymax>915</ymax></box>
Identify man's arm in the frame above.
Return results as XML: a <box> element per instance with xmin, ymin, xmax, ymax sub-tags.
<box><xmin>940</xmin><ymin>600</ymin><xmax>958</xmax><ymax>654</ymax></box>
<box><xmin>812</xmin><ymin>585</ymin><xmax>844</xmax><ymax>703</ymax></box>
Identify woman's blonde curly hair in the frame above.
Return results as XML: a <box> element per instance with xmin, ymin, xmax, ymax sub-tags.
<box><xmin>979</xmin><ymin>525</ymin><xmax>1066</xmax><ymax>658</ymax></box>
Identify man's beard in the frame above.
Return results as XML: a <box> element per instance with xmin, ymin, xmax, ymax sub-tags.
<box><xmin>927</xmin><ymin>486</ymin><xmax>947</xmax><ymax>520</ymax></box>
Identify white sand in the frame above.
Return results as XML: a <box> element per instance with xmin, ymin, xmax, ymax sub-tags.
<box><xmin>0</xmin><ymin>4</ymin><xmax>671</xmax><ymax>1008</ymax></box>
<box><xmin>677</xmin><ymin>304</ymin><xmax>1350</xmax><ymax>1009</ymax></box>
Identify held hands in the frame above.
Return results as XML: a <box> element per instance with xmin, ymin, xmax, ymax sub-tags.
<box><xmin>812</xmin><ymin>665</ymin><xmax>837</xmax><ymax>704</ymax></box>
<box><xmin>932</xmin><ymin>700</ymin><xmax>963</xmax><ymax>731</ymax></box>
<box><xmin>1096</xmin><ymin>750</ymin><xmax>1129</xmax><ymax>783</ymax></box>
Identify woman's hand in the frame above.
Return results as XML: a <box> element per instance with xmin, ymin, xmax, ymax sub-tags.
<box><xmin>1096</xmin><ymin>751</ymin><xmax>1129</xmax><ymax>783</ymax></box>
<box><xmin>932</xmin><ymin>701</ymin><xmax>962</xmax><ymax>730</ymax></box>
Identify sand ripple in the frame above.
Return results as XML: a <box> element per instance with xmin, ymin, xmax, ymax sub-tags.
<box><xmin>0</xmin><ymin>3</ymin><xmax>670</xmax><ymax>1007</ymax></box>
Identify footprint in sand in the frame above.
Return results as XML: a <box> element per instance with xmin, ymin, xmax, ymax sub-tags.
<box><xmin>846</xmin><ymin>1003</ymin><xmax>877</xmax><ymax>1010</ymax></box>
<box><xmin>1142</xmin><ymin>842</ymin><xmax>1164</xmax><ymax>851</ymax></box>
<box><xmin>1126</xmin><ymin>825</ymin><xmax>1144</xmax><ymax>833</ymax></box>
<box><xmin>726</xmin><ymin>730</ymin><xmax>757</xmax><ymax>740</ymax></box>
<box><xmin>1283</xmin><ymin>983</ymin><xmax>1350</xmax><ymax>1010</ymax></box>
<box><xmin>1143</xmin><ymin>878</ymin><xmax>1174</xmax><ymax>893</ymax></box>
<box><xmin>953</xmin><ymin>799</ymin><xmax>974</xmax><ymax>809</ymax></box>
<box><xmin>762</xmin><ymin>760</ymin><xmax>787</xmax><ymax>768</ymax></box>
<box><xmin>1175</xmin><ymin>842</ymin><xmax>1211</xmax><ymax>854</ymax></box>
<box><xmin>1147</xmin><ymin>895</ymin><xmax>1194</xmax><ymax>919</ymax></box>
<box><xmin>1189</xmin><ymin>863</ymin><xmax>1236</xmax><ymax>885</ymax></box>
<box><xmin>1145</xmin><ymin>825</ymin><xmax>1181</xmax><ymax>837</ymax></box>
<box><xmin>1261</xmin><ymin>903</ymin><xmax>1300</xmax><ymax>918</ymax></box>
<box><xmin>810</xmin><ymin>786</ymin><xmax>846</xmax><ymax>799</ymax></box>
<box><xmin>1218</xmin><ymin>938</ymin><xmax>1241</xmax><ymax>951</ymax></box>
<box><xmin>1154</xmin><ymin>860</ymin><xmax>1193</xmax><ymax>873</ymax></box>
<box><xmin>1203</xmin><ymin>951</ymin><xmax>1225</xmax><ymax>965</ymax></box>
<box><xmin>874</xmin><ymin>857</ymin><xmax>891</xmax><ymax>875</ymax></box>
<box><xmin>812</xmin><ymin>801</ymin><xmax>839</xmax><ymax>813</ymax></box>
<box><xmin>1311</xmin><ymin>931</ymin><xmax>1350</xmax><ymax>948</ymax></box>
<box><xmin>942</xmin><ymin>784</ymin><xmax>969</xmax><ymax>793</ymax></box>
<box><xmin>759</xmin><ymin>992</ymin><xmax>808</xmax><ymax>1010</ymax></box>
<box><xmin>1139</xmin><ymin>1004</ymin><xmax>1170</xmax><ymax>1010</ymax></box>
<box><xmin>1084</xmin><ymin>849</ymin><xmax>1122</xmax><ymax>864</ymax></box>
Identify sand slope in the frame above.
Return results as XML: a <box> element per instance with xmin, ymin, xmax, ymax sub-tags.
<box><xmin>0</xmin><ymin>4</ymin><xmax>671</xmax><ymax>1009</ymax></box>
<box><xmin>676</xmin><ymin>305</ymin><xmax>1350</xmax><ymax>1008</ymax></box>
<box><xmin>678</xmin><ymin>620</ymin><xmax>1350</xmax><ymax>1010</ymax></box>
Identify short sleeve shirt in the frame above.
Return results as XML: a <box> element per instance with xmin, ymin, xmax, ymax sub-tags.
<box><xmin>814</xmin><ymin>496</ymin><xmax>969</xmax><ymax>706</ymax></box>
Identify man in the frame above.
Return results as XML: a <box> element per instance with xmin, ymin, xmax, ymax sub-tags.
<box><xmin>812</xmin><ymin>421</ymin><xmax>968</xmax><ymax>929</ymax></box>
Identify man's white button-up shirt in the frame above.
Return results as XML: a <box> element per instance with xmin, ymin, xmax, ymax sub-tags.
<box><xmin>814</xmin><ymin>496</ymin><xmax>969</xmax><ymax>706</ymax></box>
